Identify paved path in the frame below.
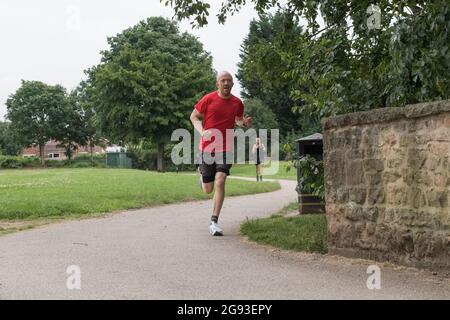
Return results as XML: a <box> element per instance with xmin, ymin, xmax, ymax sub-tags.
<box><xmin>0</xmin><ymin>178</ymin><xmax>448</xmax><ymax>299</ymax></box>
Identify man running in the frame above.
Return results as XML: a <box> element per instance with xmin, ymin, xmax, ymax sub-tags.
<box><xmin>190</xmin><ymin>71</ymin><xmax>252</xmax><ymax>236</ymax></box>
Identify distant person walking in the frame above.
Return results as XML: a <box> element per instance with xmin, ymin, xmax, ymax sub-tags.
<box><xmin>252</xmin><ymin>137</ymin><xmax>266</xmax><ymax>181</ymax></box>
<box><xmin>190</xmin><ymin>71</ymin><xmax>252</xmax><ymax>236</ymax></box>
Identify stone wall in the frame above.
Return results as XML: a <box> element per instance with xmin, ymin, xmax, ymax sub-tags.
<box><xmin>322</xmin><ymin>100</ymin><xmax>450</xmax><ymax>270</ymax></box>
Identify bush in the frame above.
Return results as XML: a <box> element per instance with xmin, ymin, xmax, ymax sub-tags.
<box><xmin>0</xmin><ymin>156</ymin><xmax>40</xmax><ymax>169</ymax></box>
<box><xmin>0</xmin><ymin>154</ymin><xmax>106</xmax><ymax>169</ymax></box>
<box><xmin>126</xmin><ymin>143</ymin><xmax>197</xmax><ymax>172</ymax></box>
<box><xmin>292</xmin><ymin>154</ymin><xmax>324</xmax><ymax>200</ymax></box>
<box><xmin>73</xmin><ymin>153</ymin><xmax>106</xmax><ymax>162</ymax></box>
<box><xmin>0</xmin><ymin>156</ymin><xmax>22</xmax><ymax>168</ymax></box>
<box><xmin>63</xmin><ymin>153</ymin><xmax>106</xmax><ymax>168</ymax></box>
<box><xmin>71</xmin><ymin>161</ymin><xmax>92</xmax><ymax>168</ymax></box>
<box><xmin>46</xmin><ymin>160</ymin><xmax>65</xmax><ymax>168</ymax></box>
<box><xmin>126</xmin><ymin>146</ymin><xmax>156</xmax><ymax>170</ymax></box>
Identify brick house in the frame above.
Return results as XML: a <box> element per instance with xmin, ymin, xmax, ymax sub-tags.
<box><xmin>22</xmin><ymin>140</ymin><xmax>105</xmax><ymax>160</ymax></box>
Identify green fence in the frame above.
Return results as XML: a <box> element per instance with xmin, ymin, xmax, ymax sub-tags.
<box><xmin>106</xmin><ymin>152</ymin><xmax>132</xmax><ymax>168</ymax></box>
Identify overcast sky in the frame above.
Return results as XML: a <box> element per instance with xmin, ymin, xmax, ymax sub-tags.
<box><xmin>0</xmin><ymin>0</ymin><xmax>260</xmax><ymax>121</ymax></box>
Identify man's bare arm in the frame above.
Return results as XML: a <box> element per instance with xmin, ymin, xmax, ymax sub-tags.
<box><xmin>190</xmin><ymin>109</ymin><xmax>204</xmax><ymax>135</ymax></box>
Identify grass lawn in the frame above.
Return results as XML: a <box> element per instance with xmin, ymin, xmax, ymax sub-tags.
<box><xmin>232</xmin><ymin>161</ymin><xmax>297</xmax><ymax>180</ymax></box>
<box><xmin>240</xmin><ymin>202</ymin><xmax>328</xmax><ymax>254</ymax></box>
<box><xmin>0</xmin><ymin>168</ymin><xmax>280</xmax><ymax>223</ymax></box>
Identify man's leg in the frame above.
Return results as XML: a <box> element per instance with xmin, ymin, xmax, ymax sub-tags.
<box><xmin>212</xmin><ymin>172</ymin><xmax>227</xmax><ymax>217</ymax></box>
<box><xmin>202</xmin><ymin>181</ymin><xmax>214</xmax><ymax>194</ymax></box>
<box><xmin>199</xmin><ymin>163</ymin><xmax>215</xmax><ymax>194</ymax></box>
<box><xmin>208</xmin><ymin>159</ymin><xmax>232</xmax><ymax>236</ymax></box>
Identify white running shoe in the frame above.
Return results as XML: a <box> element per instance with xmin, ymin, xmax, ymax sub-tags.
<box><xmin>209</xmin><ymin>222</ymin><xmax>223</xmax><ymax>236</ymax></box>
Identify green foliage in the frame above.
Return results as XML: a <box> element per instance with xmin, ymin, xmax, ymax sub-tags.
<box><xmin>0</xmin><ymin>154</ymin><xmax>106</xmax><ymax>169</ymax></box>
<box><xmin>0</xmin><ymin>122</ymin><xmax>24</xmax><ymax>156</ymax></box>
<box><xmin>242</xmin><ymin>98</ymin><xmax>278</xmax><ymax>131</ymax></box>
<box><xmin>71</xmin><ymin>161</ymin><xmax>92</xmax><ymax>168</ymax></box>
<box><xmin>74</xmin><ymin>153</ymin><xmax>106</xmax><ymax>163</ymax></box>
<box><xmin>69</xmin><ymin>81</ymin><xmax>106</xmax><ymax>157</ymax></box>
<box><xmin>126</xmin><ymin>141</ymin><xmax>197</xmax><ymax>172</ymax></box>
<box><xmin>163</xmin><ymin>0</ymin><xmax>280</xmax><ymax>28</ymax></box>
<box><xmin>0</xmin><ymin>156</ymin><xmax>40</xmax><ymax>169</ymax></box>
<box><xmin>87</xmin><ymin>17</ymin><xmax>216</xmax><ymax>171</ymax></box>
<box><xmin>164</xmin><ymin>1</ymin><xmax>450</xmax><ymax>117</ymax></box>
<box><xmin>237</xmin><ymin>11</ymin><xmax>308</xmax><ymax>135</ymax></box>
<box><xmin>387</xmin><ymin>3</ymin><xmax>450</xmax><ymax>106</ymax></box>
<box><xmin>280</xmin><ymin>130</ymin><xmax>300</xmax><ymax>161</ymax></box>
<box><xmin>45</xmin><ymin>160</ymin><xmax>66</xmax><ymax>168</ymax></box>
<box><xmin>293</xmin><ymin>154</ymin><xmax>324</xmax><ymax>200</ymax></box>
<box><xmin>126</xmin><ymin>142</ymin><xmax>157</xmax><ymax>170</ymax></box>
<box><xmin>5</xmin><ymin>81</ymin><xmax>75</xmax><ymax>165</ymax></box>
<box><xmin>284</xmin><ymin>1</ymin><xmax>450</xmax><ymax>116</ymax></box>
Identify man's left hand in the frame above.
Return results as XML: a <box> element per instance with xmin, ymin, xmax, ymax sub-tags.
<box><xmin>243</xmin><ymin>114</ymin><xmax>253</xmax><ymax>127</ymax></box>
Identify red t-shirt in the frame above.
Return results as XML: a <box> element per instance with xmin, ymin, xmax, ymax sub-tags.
<box><xmin>195</xmin><ymin>91</ymin><xmax>244</xmax><ymax>152</ymax></box>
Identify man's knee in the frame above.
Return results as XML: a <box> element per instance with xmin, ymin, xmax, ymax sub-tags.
<box><xmin>203</xmin><ymin>182</ymin><xmax>214</xmax><ymax>194</ymax></box>
<box><xmin>215</xmin><ymin>173</ymin><xmax>227</xmax><ymax>188</ymax></box>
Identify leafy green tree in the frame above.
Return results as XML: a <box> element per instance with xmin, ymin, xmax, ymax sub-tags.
<box><xmin>54</xmin><ymin>93</ymin><xmax>86</xmax><ymax>161</ymax></box>
<box><xmin>70</xmin><ymin>82</ymin><xmax>106</xmax><ymax>164</ymax></box>
<box><xmin>0</xmin><ymin>122</ymin><xmax>24</xmax><ymax>156</ymax></box>
<box><xmin>87</xmin><ymin>17</ymin><xmax>215</xmax><ymax>171</ymax></box>
<box><xmin>238</xmin><ymin>11</ymin><xmax>305</xmax><ymax>134</ymax></box>
<box><xmin>242</xmin><ymin>98</ymin><xmax>278</xmax><ymax>131</ymax></box>
<box><xmin>6</xmin><ymin>81</ymin><xmax>73</xmax><ymax>166</ymax></box>
<box><xmin>164</xmin><ymin>1</ymin><xmax>450</xmax><ymax>117</ymax></box>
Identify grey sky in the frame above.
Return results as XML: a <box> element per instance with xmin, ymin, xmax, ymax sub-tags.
<box><xmin>0</xmin><ymin>0</ymin><xmax>259</xmax><ymax>120</ymax></box>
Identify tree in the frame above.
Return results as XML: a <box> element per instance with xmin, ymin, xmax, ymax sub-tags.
<box><xmin>87</xmin><ymin>17</ymin><xmax>216</xmax><ymax>171</ymax></box>
<box><xmin>238</xmin><ymin>11</ymin><xmax>305</xmax><ymax>134</ymax></box>
<box><xmin>70</xmin><ymin>82</ymin><xmax>106</xmax><ymax>164</ymax></box>
<box><xmin>164</xmin><ymin>1</ymin><xmax>450</xmax><ymax>117</ymax></box>
<box><xmin>6</xmin><ymin>80</ymin><xmax>73</xmax><ymax>166</ymax></box>
<box><xmin>53</xmin><ymin>93</ymin><xmax>87</xmax><ymax>161</ymax></box>
<box><xmin>0</xmin><ymin>122</ymin><xmax>24</xmax><ymax>156</ymax></box>
<box><xmin>242</xmin><ymin>98</ymin><xmax>277</xmax><ymax>131</ymax></box>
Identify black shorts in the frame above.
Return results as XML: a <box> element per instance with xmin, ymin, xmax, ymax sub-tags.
<box><xmin>199</xmin><ymin>152</ymin><xmax>233</xmax><ymax>183</ymax></box>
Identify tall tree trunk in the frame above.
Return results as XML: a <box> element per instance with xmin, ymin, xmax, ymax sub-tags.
<box><xmin>39</xmin><ymin>142</ymin><xmax>46</xmax><ymax>167</ymax></box>
<box><xmin>67</xmin><ymin>143</ymin><xmax>72</xmax><ymax>161</ymax></box>
<box><xmin>157</xmin><ymin>142</ymin><xmax>164</xmax><ymax>172</ymax></box>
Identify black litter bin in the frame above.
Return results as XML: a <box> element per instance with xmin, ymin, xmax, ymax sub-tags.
<box><xmin>295</xmin><ymin>133</ymin><xmax>325</xmax><ymax>214</ymax></box>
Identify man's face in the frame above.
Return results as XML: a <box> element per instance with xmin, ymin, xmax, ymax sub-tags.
<box><xmin>216</xmin><ymin>73</ymin><xmax>233</xmax><ymax>96</ymax></box>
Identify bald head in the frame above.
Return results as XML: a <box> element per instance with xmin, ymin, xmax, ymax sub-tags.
<box><xmin>216</xmin><ymin>71</ymin><xmax>234</xmax><ymax>98</ymax></box>
<box><xmin>216</xmin><ymin>71</ymin><xmax>233</xmax><ymax>82</ymax></box>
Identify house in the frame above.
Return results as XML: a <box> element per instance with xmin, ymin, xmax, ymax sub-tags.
<box><xmin>22</xmin><ymin>140</ymin><xmax>105</xmax><ymax>160</ymax></box>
